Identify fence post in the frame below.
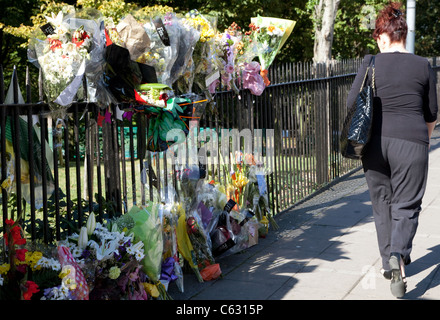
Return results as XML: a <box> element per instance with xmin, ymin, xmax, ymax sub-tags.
<box><xmin>102</xmin><ymin>109</ymin><xmax>122</xmax><ymax>216</ymax></box>
<box><xmin>315</xmin><ymin>62</ymin><xmax>330</xmax><ymax>186</ymax></box>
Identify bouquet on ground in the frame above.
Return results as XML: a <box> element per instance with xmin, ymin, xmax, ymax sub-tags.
<box><xmin>0</xmin><ymin>219</ymin><xmax>63</xmax><ymax>300</ymax></box>
<box><xmin>28</xmin><ymin>7</ymin><xmax>103</xmax><ymax>116</ymax></box>
<box><xmin>61</xmin><ymin>213</ymin><xmax>149</xmax><ymax>300</ymax></box>
<box><xmin>251</xmin><ymin>16</ymin><xmax>296</xmax><ymax>71</ymax></box>
<box><xmin>161</xmin><ymin>203</ymin><xmax>184</xmax><ymax>292</ymax></box>
<box><xmin>186</xmin><ymin>202</ymin><xmax>216</xmax><ymax>271</ymax></box>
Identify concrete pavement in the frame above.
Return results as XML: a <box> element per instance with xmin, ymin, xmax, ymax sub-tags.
<box><xmin>168</xmin><ymin>126</ymin><xmax>440</xmax><ymax>300</ymax></box>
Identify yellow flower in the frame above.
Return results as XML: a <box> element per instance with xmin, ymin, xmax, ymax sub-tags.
<box><xmin>0</xmin><ymin>263</ymin><xmax>10</xmax><ymax>275</ymax></box>
<box><xmin>108</xmin><ymin>266</ymin><xmax>121</xmax><ymax>280</ymax></box>
<box><xmin>25</xmin><ymin>251</ymin><xmax>43</xmax><ymax>270</ymax></box>
<box><xmin>59</xmin><ymin>265</ymin><xmax>77</xmax><ymax>290</ymax></box>
<box><xmin>59</xmin><ymin>266</ymin><xmax>72</xmax><ymax>279</ymax></box>
<box><xmin>143</xmin><ymin>283</ymin><xmax>159</xmax><ymax>298</ymax></box>
<box><xmin>232</xmin><ymin>171</ymin><xmax>249</xmax><ymax>190</ymax></box>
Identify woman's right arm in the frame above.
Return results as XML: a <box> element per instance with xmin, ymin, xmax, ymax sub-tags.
<box><xmin>346</xmin><ymin>54</ymin><xmax>373</xmax><ymax>110</ymax></box>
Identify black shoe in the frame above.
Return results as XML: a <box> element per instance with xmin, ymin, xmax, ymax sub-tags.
<box><xmin>380</xmin><ymin>268</ymin><xmax>392</xmax><ymax>280</ymax></box>
<box><xmin>389</xmin><ymin>252</ymin><xmax>406</xmax><ymax>298</ymax></box>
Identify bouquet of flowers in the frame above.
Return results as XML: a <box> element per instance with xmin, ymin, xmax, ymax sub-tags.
<box><xmin>136</xmin><ymin>13</ymin><xmax>180</xmax><ymax>87</ymax></box>
<box><xmin>160</xmin><ymin>203</ymin><xmax>184</xmax><ymax>292</ymax></box>
<box><xmin>61</xmin><ymin>213</ymin><xmax>149</xmax><ymax>300</ymax></box>
<box><xmin>234</xmin><ymin>22</ymin><xmax>259</xmax><ymax>69</ymax></box>
<box><xmin>178</xmin><ymin>10</ymin><xmax>222</xmax><ymax>97</ymax></box>
<box><xmin>167</xmin><ymin>13</ymin><xmax>201</xmax><ymax>89</ymax></box>
<box><xmin>175</xmin><ymin>204</ymin><xmax>203</xmax><ymax>282</ymax></box>
<box><xmin>186</xmin><ymin>202</ymin><xmax>216</xmax><ymax>270</ymax></box>
<box><xmin>28</xmin><ymin>8</ymin><xmax>103</xmax><ymax>117</ymax></box>
<box><xmin>251</xmin><ymin>16</ymin><xmax>296</xmax><ymax>71</ymax></box>
<box><xmin>214</xmin><ymin>27</ymin><xmax>241</xmax><ymax>94</ymax></box>
<box><xmin>125</xmin><ymin>204</ymin><xmax>164</xmax><ymax>289</ymax></box>
<box><xmin>0</xmin><ymin>219</ymin><xmax>63</xmax><ymax>300</ymax></box>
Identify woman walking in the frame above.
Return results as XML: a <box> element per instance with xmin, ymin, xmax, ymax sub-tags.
<box><xmin>346</xmin><ymin>2</ymin><xmax>438</xmax><ymax>298</ymax></box>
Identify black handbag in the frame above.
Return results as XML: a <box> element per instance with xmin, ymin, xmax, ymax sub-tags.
<box><xmin>340</xmin><ymin>56</ymin><xmax>375</xmax><ymax>159</ymax></box>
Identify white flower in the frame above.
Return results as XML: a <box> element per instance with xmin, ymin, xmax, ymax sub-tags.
<box><xmin>135</xmin><ymin>251</ymin><xmax>145</xmax><ymax>261</ymax></box>
<box><xmin>78</xmin><ymin>226</ymin><xmax>88</xmax><ymax>250</ymax></box>
<box><xmin>86</xmin><ymin>213</ymin><xmax>96</xmax><ymax>236</ymax></box>
<box><xmin>62</xmin><ymin>42</ymin><xmax>77</xmax><ymax>55</ymax></box>
<box><xmin>89</xmin><ymin>239</ymin><xmax>119</xmax><ymax>261</ymax></box>
<box><xmin>71</xmin><ymin>246</ymin><xmax>83</xmax><ymax>258</ymax></box>
<box><xmin>127</xmin><ymin>241</ymin><xmax>145</xmax><ymax>261</ymax></box>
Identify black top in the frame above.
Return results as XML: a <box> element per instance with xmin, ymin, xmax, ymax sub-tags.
<box><xmin>347</xmin><ymin>52</ymin><xmax>438</xmax><ymax>145</ymax></box>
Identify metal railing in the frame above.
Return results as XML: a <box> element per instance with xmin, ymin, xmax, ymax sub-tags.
<box><xmin>2</xmin><ymin>58</ymin><xmax>439</xmax><ymax>243</ymax></box>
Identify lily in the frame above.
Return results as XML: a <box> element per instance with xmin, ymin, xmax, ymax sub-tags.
<box><xmin>86</xmin><ymin>213</ymin><xmax>96</xmax><ymax>236</ymax></box>
<box><xmin>78</xmin><ymin>227</ymin><xmax>88</xmax><ymax>250</ymax></box>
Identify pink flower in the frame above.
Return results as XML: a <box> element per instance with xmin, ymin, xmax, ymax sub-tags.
<box><xmin>225</xmin><ymin>64</ymin><xmax>235</xmax><ymax>74</ymax></box>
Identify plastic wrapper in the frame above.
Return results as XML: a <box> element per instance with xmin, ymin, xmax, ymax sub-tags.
<box><xmin>28</xmin><ymin>8</ymin><xmax>105</xmax><ymax>116</ymax></box>
<box><xmin>199</xmin><ymin>263</ymin><xmax>221</xmax><ymax>281</ymax></box>
<box><xmin>127</xmin><ymin>204</ymin><xmax>163</xmax><ymax>283</ymax></box>
<box><xmin>161</xmin><ymin>203</ymin><xmax>184</xmax><ymax>292</ymax></box>
<box><xmin>186</xmin><ymin>199</ymin><xmax>216</xmax><ymax>269</ymax></box>
<box><xmin>175</xmin><ymin>204</ymin><xmax>203</xmax><ymax>282</ymax></box>
<box><xmin>57</xmin><ymin>245</ymin><xmax>89</xmax><ymax>300</ymax></box>
<box><xmin>178</xmin><ymin>10</ymin><xmax>221</xmax><ymax>96</ymax></box>
<box><xmin>251</xmin><ymin>16</ymin><xmax>296</xmax><ymax>70</ymax></box>
<box><xmin>135</xmin><ymin>83</ymin><xmax>174</xmax><ymax>107</ymax></box>
<box><xmin>137</xmin><ymin>14</ymin><xmax>179</xmax><ymax>87</ymax></box>
<box><xmin>209</xmin><ymin>199</ymin><xmax>237</xmax><ymax>257</ymax></box>
<box><xmin>168</xmin><ymin>13</ymin><xmax>201</xmax><ymax>88</ymax></box>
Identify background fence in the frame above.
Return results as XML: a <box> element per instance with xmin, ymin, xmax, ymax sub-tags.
<box><xmin>2</xmin><ymin>57</ymin><xmax>440</xmax><ymax>243</ymax></box>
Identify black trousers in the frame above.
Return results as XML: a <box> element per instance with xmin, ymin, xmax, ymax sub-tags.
<box><xmin>362</xmin><ymin>135</ymin><xmax>429</xmax><ymax>270</ymax></box>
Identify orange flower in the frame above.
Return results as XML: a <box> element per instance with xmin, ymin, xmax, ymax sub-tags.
<box><xmin>260</xmin><ymin>69</ymin><xmax>271</xmax><ymax>86</ymax></box>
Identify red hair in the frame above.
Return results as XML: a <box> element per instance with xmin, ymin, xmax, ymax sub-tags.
<box><xmin>373</xmin><ymin>2</ymin><xmax>407</xmax><ymax>43</ymax></box>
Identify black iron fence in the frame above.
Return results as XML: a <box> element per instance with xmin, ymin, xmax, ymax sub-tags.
<box><xmin>2</xmin><ymin>58</ymin><xmax>440</xmax><ymax>243</ymax></box>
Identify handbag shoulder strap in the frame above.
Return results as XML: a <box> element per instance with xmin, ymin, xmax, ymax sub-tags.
<box><xmin>359</xmin><ymin>55</ymin><xmax>376</xmax><ymax>93</ymax></box>
<box><xmin>370</xmin><ymin>56</ymin><xmax>375</xmax><ymax>92</ymax></box>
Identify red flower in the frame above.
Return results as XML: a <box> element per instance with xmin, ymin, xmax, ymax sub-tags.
<box><xmin>22</xmin><ymin>281</ymin><xmax>39</xmax><ymax>300</ymax></box>
<box><xmin>72</xmin><ymin>28</ymin><xmax>90</xmax><ymax>47</ymax></box>
<box><xmin>4</xmin><ymin>219</ymin><xmax>26</xmax><ymax>246</ymax></box>
<box><xmin>15</xmin><ymin>248</ymin><xmax>28</xmax><ymax>262</ymax></box>
<box><xmin>48</xmin><ymin>38</ymin><xmax>63</xmax><ymax>52</ymax></box>
<box><xmin>16</xmin><ymin>264</ymin><xmax>27</xmax><ymax>274</ymax></box>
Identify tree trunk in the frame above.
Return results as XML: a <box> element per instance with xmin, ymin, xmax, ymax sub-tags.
<box><xmin>313</xmin><ymin>0</ymin><xmax>340</xmax><ymax>63</ymax></box>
